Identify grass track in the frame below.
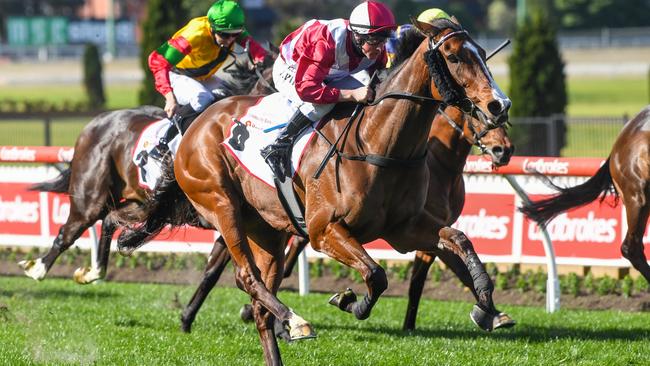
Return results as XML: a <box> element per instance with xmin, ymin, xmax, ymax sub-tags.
<box><xmin>1</xmin><ymin>276</ymin><xmax>649</xmax><ymax>365</ymax></box>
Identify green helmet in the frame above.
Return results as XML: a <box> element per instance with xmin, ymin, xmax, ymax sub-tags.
<box><xmin>207</xmin><ymin>0</ymin><xmax>245</xmax><ymax>32</ymax></box>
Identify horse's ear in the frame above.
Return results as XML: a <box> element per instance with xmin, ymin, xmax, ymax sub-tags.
<box><xmin>451</xmin><ymin>15</ymin><xmax>461</xmax><ymax>26</ymax></box>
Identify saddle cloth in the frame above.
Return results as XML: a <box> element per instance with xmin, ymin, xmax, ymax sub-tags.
<box><xmin>132</xmin><ymin>119</ymin><xmax>181</xmax><ymax>191</ymax></box>
<box><xmin>222</xmin><ymin>93</ymin><xmax>320</xmax><ymax>187</ymax></box>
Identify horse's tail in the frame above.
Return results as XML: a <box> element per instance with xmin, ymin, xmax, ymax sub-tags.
<box><xmin>116</xmin><ymin>157</ymin><xmax>201</xmax><ymax>252</ymax></box>
<box><xmin>28</xmin><ymin>168</ymin><xmax>71</xmax><ymax>193</ymax></box>
<box><xmin>519</xmin><ymin>158</ymin><xmax>617</xmax><ymax>227</ymax></box>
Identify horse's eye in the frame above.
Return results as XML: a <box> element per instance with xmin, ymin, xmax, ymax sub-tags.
<box><xmin>447</xmin><ymin>54</ymin><xmax>460</xmax><ymax>63</ymax></box>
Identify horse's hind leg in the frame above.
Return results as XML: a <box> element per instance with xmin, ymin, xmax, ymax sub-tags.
<box><xmin>283</xmin><ymin>236</ymin><xmax>309</xmax><ymax>278</ymax></box>
<box><xmin>185</xmin><ymin>187</ymin><xmax>314</xmax><ymax>341</ymax></box>
<box><xmin>620</xmin><ymin>191</ymin><xmax>650</xmax><ymax>283</ymax></box>
<box><xmin>403</xmin><ymin>251</ymin><xmax>435</xmax><ymax>331</ymax></box>
<box><xmin>181</xmin><ymin>236</ymin><xmax>231</xmax><ymax>333</ymax></box>
<box><xmin>19</xmin><ymin>190</ymin><xmax>109</xmax><ymax>281</ymax></box>
<box><xmin>73</xmin><ymin>215</ymin><xmax>118</xmax><ymax>284</ymax></box>
<box><xmin>437</xmin><ymin>226</ymin><xmax>507</xmax><ymax>332</ymax></box>
<box><xmin>247</xmin><ymin>233</ymin><xmax>287</xmax><ymax>365</ymax></box>
<box><xmin>313</xmin><ymin>221</ymin><xmax>387</xmax><ymax>320</ymax></box>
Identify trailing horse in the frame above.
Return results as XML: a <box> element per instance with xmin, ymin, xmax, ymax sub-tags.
<box><xmin>521</xmin><ymin>106</ymin><xmax>650</xmax><ymax>284</ymax></box>
<box><xmin>19</xmin><ymin>47</ymin><xmax>276</xmax><ymax>283</ymax></box>
<box><xmin>120</xmin><ymin>18</ymin><xmax>511</xmax><ymax>365</ymax></box>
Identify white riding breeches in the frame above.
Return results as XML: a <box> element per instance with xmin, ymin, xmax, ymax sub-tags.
<box><xmin>169</xmin><ymin>71</ymin><xmax>230</xmax><ymax>112</ymax></box>
<box><xmin>272</xmin><ymin>57</ymin><xmax>366</xmax><ymax>122</ymax></box>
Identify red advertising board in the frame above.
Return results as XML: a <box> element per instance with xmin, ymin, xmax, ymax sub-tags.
<box><xmin>521</xmin><ymin>194</ymin><xmax>624</xmax><ymax>260</ymax></box>
<box><xmin>452</xmin><ymin>193</ymin><xmax>515</xmax><ymax>256</ymax></box>
<box><xmin>0</xmin><ymin>182</ymin><xmax>41</xmax><ymax>235</ymax></box>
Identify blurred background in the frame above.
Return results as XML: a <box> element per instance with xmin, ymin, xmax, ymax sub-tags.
<box><xmin>0</xmin><ymin>0</ymin><xmax>649</xmax><ymax>156</ymax></box>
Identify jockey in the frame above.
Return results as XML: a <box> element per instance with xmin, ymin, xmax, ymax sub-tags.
<box><xmin>260</xmin><ymin>0</ymin><xmax>397</xmax><ymax>181</ymax></box>
<box><xmin>148</xmin><ymin>0</ymin><xmax>267</xmax><ymax>153</ymax></box>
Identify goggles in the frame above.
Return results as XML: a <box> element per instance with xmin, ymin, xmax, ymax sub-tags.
<box><xmin>355</xmin><ymin>32</ymin><xmax>390</xmax><ymax>46</ymax></box>
<box><xmin>215</xmin><ymin>30</ymin><xmax>242</xmax><ymax>39</ymax></box>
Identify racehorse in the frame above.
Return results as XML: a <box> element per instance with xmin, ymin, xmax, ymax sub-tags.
<box><xmin>119</xmin><ymin>18</ymin><xmax>511</xmax><ymax>364</ymax></box>
<box><xmin>179</xmin><ymin>104</ymin><xmax>515</xmax><ymax>334</ymax></box>
<box><xmin>18</xmin><ymin>46</ymin><xmax>276</xmax><ymax>284</ymax></box>
<box><xmin>520</xmin><ymin>106</ymin><xmax>650</xmax><ymax>283</ymax></box>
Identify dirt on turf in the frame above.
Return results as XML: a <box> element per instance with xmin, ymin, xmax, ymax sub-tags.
<box><xmin>3</xmin><ymin>256</ymin><xmax>650</xmax><ymax>313</ymax></box>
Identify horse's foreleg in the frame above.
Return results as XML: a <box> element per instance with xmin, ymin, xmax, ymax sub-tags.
<box><xmin>436</xmin><ymin>248</ymin><xmax>515</xmax><ymax>330</ymax></box>
<box><xmin>403</xmin><ymin>251</ymin><xmax>435</xmax><ymax>331</ymax></box>
<box><xmin>313</xmin><ymin>222</ymin><xmax>387</xmax><ymax>320</ymax></box>
<box><xmin>620</xmin><ymin>196</ymin><xmax>650</xmax><ymax>283</ymax></box>
<box><xmin>437</xmin><ymin>226</ymin><xmax>512</xmax><ymax>332</ymax></box>
<box><xmin>73</xmin><ymin>216</ymin><xmax>117</xmax><ymax>284</ymax></box>
<box><xmin>181</xmin><ymin>236</ymin><xmax>231</xmax><ymax>333</ymax></box>
<box><xmin>283</xmin><ymin>236</ymin><xmax>309</xmax><ymax>278</ymax></box>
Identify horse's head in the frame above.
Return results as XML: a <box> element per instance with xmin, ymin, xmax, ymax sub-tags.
<box><xmin>413</xmin><ymin>16</ymin><xmax>511</xmax><ymax>128</ymax></box>
<box><xmin>434</xmin><ymin>104</ymin><xmax>514</xmax><ymax>167</ymax></box>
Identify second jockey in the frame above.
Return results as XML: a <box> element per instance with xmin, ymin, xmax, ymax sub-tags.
<box><xmin>148</xmin><ymin>0</ymin><xmax>267</xmax><ymax>154</ymax></box>
<box><xmin>260</xmin><ymin>0</ymin><xmax>397</xmax><ymax>181</ymax></box>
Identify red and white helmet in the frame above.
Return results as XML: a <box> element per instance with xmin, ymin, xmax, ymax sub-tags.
<box><xmin>349</xmin><ymin>1</ymin><xmax>397</xmax><ymax>35</ymax></box>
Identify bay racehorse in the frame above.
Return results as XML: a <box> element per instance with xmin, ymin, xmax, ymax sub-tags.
<box><xmin>180</xmin><ymin>103</ymin><xmax>515</xmax><ymax>333</ymax></box>
<box><xmin>120</xmin><ymin>18</ymin><xmax>511</xmax><ymax>364</ymax></box>
<box><xmin>18</xmin><ymin>46</ymin><xmax>276</xmax><ymax>284</ymax></box>
<box><xmin>520</xmin><ymin>106</ymin><xmax>650</xmax><ymax>283</ymax></box>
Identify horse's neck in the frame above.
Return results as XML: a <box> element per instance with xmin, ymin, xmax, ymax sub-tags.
<box><xmin>428</xmin><ymin>108</ymin><xmax>473</xmax><ymax>174</ymax></box>
<box><xmin>358</xmin><ymin>44</ymin><xmax>435</xmax><ymax>159</ymax></box>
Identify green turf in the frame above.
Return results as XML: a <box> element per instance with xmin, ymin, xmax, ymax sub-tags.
<box><xmin>1</xmin><ymin>276</ymin><xmax>649</xmax><ymax>365</ymax></box>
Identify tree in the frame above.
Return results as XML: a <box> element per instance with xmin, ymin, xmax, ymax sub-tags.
<box><xmin>508</xmin><ymin>7</ymin><xmax>567</xmax><ymax>155</ymax></box>
<box><xmin>138</xmin><ymin>0</ymin><xmax>188</xmax><ymax>106</ymax></box>
<box><xmin>82</xmin><ymin>43</ymin><xmax>105</xmax><ymax>109</ymax></box>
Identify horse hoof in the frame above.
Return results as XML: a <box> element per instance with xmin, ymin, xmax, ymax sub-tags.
<box><xmin>73</xmin><ymin>267</ymin><xmax>102</xmax><ymax>285</ymax></box>
<box><xmin>287</xmin><ymin>312</ymin><xmax>316</xmax><ymax>342</ymax></box>
<box><xmin>328</xmin><ymin>288</ymin><xmax>357</xmax><ymax>312</ymax></box>
<box><xmin>18</xmin><ymin>259</ymin><xmax>47</xmax><ymax>281</ymax></box>
<box><xmin>239</xmin><ymin>304</ymin><xmax>254</xmax><ymax>323</ymax></box>
<box><xmin>470</xmin><ymin>305</ymin><xmax>516</xmax><ymax>332</ymax></box>
<box><xmin>493</xmin><ymin>312</ymin><xmax>516</xmax><ymax>330</ymax></box>
<box><xmin>470</xmin><ymin>304</ymin><xmax>494</xmax><ymax>332</ymax></box>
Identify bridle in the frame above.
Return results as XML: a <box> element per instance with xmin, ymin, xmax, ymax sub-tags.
<box><xmin>367</xmin><ymin>29</ymin><xmax>506</xmax><ymax>156</ymax></box>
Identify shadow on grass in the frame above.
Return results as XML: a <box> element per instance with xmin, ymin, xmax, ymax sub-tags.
<box><xmin>314</xmin><ymin>322</ymin><xmax>650</xmax><ymax>343</ymax></box>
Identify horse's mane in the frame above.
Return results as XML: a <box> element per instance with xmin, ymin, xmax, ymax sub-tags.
<box><xmin>385</xmin><ymin>24</ymin><xmax>464</xmax><ymax>105</ymax></box>
<box><xmin>391</xmin><ymin>28</ymin><xmax>425</xmax><ymax>69</ymax></box>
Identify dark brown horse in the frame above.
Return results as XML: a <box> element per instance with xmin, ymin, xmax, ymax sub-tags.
<box><xmin>121</xmin><ymin>18</ymin><xmax>511</xmax><ymax>364</ymax></box>
<box><xmin>521</xmin><ymin>106</ymin><xmax>650</xmax><ymax>283</ymax></box>
<box><xmin>18</xmin><ymin>48</ymin><xmax>276</xmax><ymax>283</ymax></box>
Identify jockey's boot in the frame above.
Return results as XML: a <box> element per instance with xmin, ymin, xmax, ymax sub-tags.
<box><xmin>261</xmin><ymin>110</ymin><xmax>312</xmax><ymax>180</ymax></box>
<box><xmin>155</xmin><ymin>104</ymin><xmax>199</xmax><ymax>156</ymax></box>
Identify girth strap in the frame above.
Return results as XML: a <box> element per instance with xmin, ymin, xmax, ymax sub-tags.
<box><xmin>339</xmin><ymin>152</ymin><xmax>427</xmax><ymax>168</ymax></box>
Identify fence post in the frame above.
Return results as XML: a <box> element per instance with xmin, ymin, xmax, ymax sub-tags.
<box><xmin>44</xmin><ymin>117</ymin><xmax>52</xmax><ymax>146</ymax></box>
<box><xmin>504</xmin><ymin>175</ymin><xmax>560</xmax><ymax>313</ymax></box>
<box><xmin>548</xmin><ymin>116</ymin><xmax>558</xmax><ymax>156</ymax></box>
<box><xmin>298</xmin><ymin>249</ymin><xmax>310</xmax><ymax>296</ymax></box>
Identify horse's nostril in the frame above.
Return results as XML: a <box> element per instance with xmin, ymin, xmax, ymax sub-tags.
<box><xmin>487</xmin><ymin>101</ymin><xmax>503</xmax><ymax>116</ymax></box>
<box><xmin>491</xmin><ymin>146</ymin><xmax>503</xmax><ymax>156</ymax></box>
